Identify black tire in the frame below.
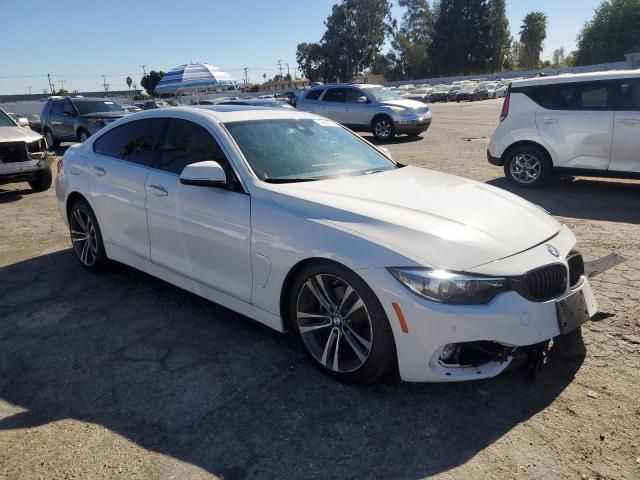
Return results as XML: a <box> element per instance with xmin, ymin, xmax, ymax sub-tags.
<box><xmin>44</xmin><ymin>129</ymin><xmax>60</xmax><ymax>148</ymax></box>
<box><xmin>288</xmin><ymin>261</ymin><xmax>396</xmax><ymax>384</ymax></box>
<box><xmin>503</xmin><ymin>144</ymin><xmax>553</xmax><ymax>188</ymax></box>
<box><xmin>371</xmin><ymin>115</ymin><xmax>395</xmax><ymax>142</ymax></box>
<box><xmin>68</xmin><ymin>199</ymin><xmax>110</xmax><ymax>272</ymax></box>
<box><xmin>77</xmin><ymin>129</ymin><xmax>90</xmax><ymax>143</ymax></box>
<box><xmin>28</xmin><ymin>165</ymin><xmax>52</xmax><ymax>192</ymax></box>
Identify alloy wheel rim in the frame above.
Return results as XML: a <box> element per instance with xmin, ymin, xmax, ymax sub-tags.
<box><xmin>296</xmin><ymin>274</ymin><xmax>373</xmax><ymax>373</ymax></box>
<box><xmin>70</xmin><ymin>208</ymin><xmax>98</xmax><ymax>266</ymax></box>
<box><xmin>375</xmin><ymin>119</ymin><xmax>392</xmax><ymax>139</ymax></box>
<box><xmin>510</xmin><ymin>153</ymin><xmax>541</xmax><ymax>184</ymax></box>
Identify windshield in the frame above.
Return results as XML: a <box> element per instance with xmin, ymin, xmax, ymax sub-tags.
<box><xmin>74</xmin><ymin>100</ymin><xmax>124</xmax><ymax>114</ymax></box>
<box><xmin>225</xmin><ymin>118</ymin><xmax>398</xmax><ymax>182</ymax></box>
<box><xmin>0</xmin><ymin>109</ymin><xmax>16</xmax><ymax>127</ymax></box>
<box><xmin>364</xmin><ymin>87</ymin><xmax>403</xmax><ymax>102</ymax></box>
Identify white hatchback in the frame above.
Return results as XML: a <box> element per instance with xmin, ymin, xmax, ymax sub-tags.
<box><xmin>488</xmin><ymin>70</ymin><xmax>640</xmax><ymax>187</ymax></box>
<box><xmin>56</xmin><ymin>106</ymin><xmax>597</xmax><ymax>383</ymax></box>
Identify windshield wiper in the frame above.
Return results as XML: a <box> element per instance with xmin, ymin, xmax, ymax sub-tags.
<box><xmin>262</xmin><ymin>177</ymin><xmax>320</xmax><ymax>184</ymax></box>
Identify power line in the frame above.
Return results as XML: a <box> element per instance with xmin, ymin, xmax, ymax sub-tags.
<box><xmin>277</xmin><ymin>59</ymin><xmax>284</xmax><ymax>77</ymax></box>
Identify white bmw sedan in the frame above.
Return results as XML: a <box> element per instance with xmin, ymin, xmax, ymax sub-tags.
<box><xmin>55</xmin><ymin>106</ymin><xmax>598</xmax><ymax>383</ymax></box>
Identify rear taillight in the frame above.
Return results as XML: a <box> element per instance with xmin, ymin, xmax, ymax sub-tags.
<box><xmin>500</xmin><ymin>89</ymin><xmax>510</xmax><ymax>122</ymax></box>
<box><xmin>57</xmin><ymin>157</ymin><xmax>63</xmax><ymax>173</ymax></box>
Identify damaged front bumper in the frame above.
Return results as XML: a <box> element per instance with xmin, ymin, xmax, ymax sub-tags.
<box><xmin>0</xmin><ymin>150</ymin><xmax>55</xmax><ymax>183</ymax></box>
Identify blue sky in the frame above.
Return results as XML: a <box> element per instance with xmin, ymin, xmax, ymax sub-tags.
<box><xmin>0</xmin><ymin>0</ymin><xmax>603</xmax><ymax>94</ymax></box>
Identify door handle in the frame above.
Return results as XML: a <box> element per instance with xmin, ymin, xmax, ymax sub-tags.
<box><xmin>93</xmin><ymin>166</ymin><xmax>106</xmax><ymax>176</ymax></box>
<box><xmin>543</xmin><ymin>118</ymin><xmax>558</xmax><ymax>125</ymax></box>
<box><xmin>149</xmin><ymin>184</ymin><xmax>168</xmax><ymax>197</ymax></box>
<box><xmin>619</xmin><ymin>118</ymin><xmax>640</xmax><ymax>126</ymax></box>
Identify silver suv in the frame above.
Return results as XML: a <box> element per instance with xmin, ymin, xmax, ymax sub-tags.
<box><xmin>297</xmin><ymin>84</ymin><xmax>432</xmax><ymax>141</ymax></box>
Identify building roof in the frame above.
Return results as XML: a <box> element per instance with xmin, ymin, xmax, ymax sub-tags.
<box><xmin>626</xmin><ymin>42</ymin><xmax>640</xmax><ymax>55</ymax></box>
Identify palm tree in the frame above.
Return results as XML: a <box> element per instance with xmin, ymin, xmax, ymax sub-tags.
<box><xmin>519</xmin><ymin>11</ymin><xmax>547</xmax><ymax>69</ymax></box>
<box><xmin>126</xmin><ymin>76</ymin><xmax>133</xmax><ymax>101</ymax></box>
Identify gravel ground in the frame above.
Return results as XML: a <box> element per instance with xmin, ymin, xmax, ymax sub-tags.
<box><xmin>1</xmin><ymin>99</ymin><xmax>639</xmax><ymax>480</ymax></box>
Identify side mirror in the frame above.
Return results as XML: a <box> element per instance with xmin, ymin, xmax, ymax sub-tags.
<box><xmin>357</xmin><ymin>96</ymin><xmax>368</xmax><ymax>104</ymax></box>
<box><xmin>180</xmin><ymin>161</ymin><xmax>227</xmax><ymax>187</ymax></box>
<box><xmin>17</xmin><ymin>117</ymin><xmax>29</xmax><ymax>128</ymax></box>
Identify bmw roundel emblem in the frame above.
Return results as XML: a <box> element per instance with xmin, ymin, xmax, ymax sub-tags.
<box><xmin>546</xmin><ymin>244</ymin><xmax>560</xmax><ymax>257</ymax></box>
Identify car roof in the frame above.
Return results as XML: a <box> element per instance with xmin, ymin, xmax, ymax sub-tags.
<box><xmin>512</xmin><ymin>69</ymin><xmax>640</xmax><ymax>87</ymax></box>
<box><xmin>117</xmin><ymin>105</ymin><xmax>321</xmax><ymax>124</ymax></box>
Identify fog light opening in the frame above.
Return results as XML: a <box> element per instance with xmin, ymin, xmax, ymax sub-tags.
<box><xmin>439</xmin><ymin>343</ymin><xmax>458</xmax><ymax>362</ymax></box>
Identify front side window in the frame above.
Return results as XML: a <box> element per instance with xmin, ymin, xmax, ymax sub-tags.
<box><xmin>225</xmin><ymin>119</ymin><xmax>398</xmax><ymax>183</ymax></box>
<box><xmin>304</xmin><ymin>89</ymin><xmax>324</xmax><ymax>101</ymax></box>
<box><xmin>0</xmin><ymin>109</ymin><xmax>15</xmax><ymax>127</ymax></box>
<box><xmin>93</xmin><ymin>118</ymin><xmax>165</xmax><ymax>167</ymax></box>
<box><xmin>614</xmin><ymin>79</ymin><xmax>640</xmax><ymax>111</ymax></box>
<box><xmin>322</xmin><ymin>88</ymin><xmax>347</xmax><ymax>103</ymax></box>
<box><xmin>545</xmin><ymin>81</ymin><xmax>610</xmax><ymax>110</ymax></box>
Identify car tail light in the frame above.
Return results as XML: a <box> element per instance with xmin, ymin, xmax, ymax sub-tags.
<box><xmin>57</xmin><ymin>157</ymin><xmax>63</xmax><ymax>173</ymax></box>
<box><xmin>500</xmin><ymin>89</ymin><xmax>510</xmax><ymax>122</ymax></box>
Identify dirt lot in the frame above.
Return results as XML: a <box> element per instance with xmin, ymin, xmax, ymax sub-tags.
<box><xmin>1</xmin><ymin>99</ymin><xmax>639</xmax><ymax>480</ymax></box>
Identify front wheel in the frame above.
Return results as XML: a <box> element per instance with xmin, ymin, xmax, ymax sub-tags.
<box><xmin>28</xmin><ymin>165</ymin><xmax>52</xmax><ymax>192</ymax></box>
<box><xmin>504</xmin><ymin>145</ymin><xmax>552</xmax><ymax>188</ymax></box>
<box><xmin>69</xmin><ymin>200</ymin><xmax>110</xmax><ymax>271</ymax></box>
<box><xmin>372</xmin><ymin>116</ymin><xmax>395</xmax><ymax>142</ymax></box>
<box><xmin>44</xmin><ymin>129</ymin><xmax>60</xmax><ymax>148</ymax></box>
<box><xmin>289</xmin><ymin>262</ymin><xmax>396</xmax><ymax>383</ymax></box>
<box><xmin>78</xmin><ymin>129</ymin><xmax>90</xmax><ymax>143</ymax></box>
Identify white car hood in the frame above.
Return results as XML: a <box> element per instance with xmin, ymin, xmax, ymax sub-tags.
<box><xmin>268</xmin><ymin>166</ymin><xmax>560</xmax><ymax>270</ymax></box>
<box><xmin>0</xmin><ymin>126</ymin><xmax>42</xmax><ymax>143</ymax></box>
<box><xmin>380</xmin><ymin>99</ymin><xmax>428</xmax><ymax>110</ymax></box>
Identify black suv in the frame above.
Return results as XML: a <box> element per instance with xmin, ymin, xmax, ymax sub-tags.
<box><xmin>41</xmin><ymin>97</ymin><xmax>128</xmax><ymax>147</ymax></box>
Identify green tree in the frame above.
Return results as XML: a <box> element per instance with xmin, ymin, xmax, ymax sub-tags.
<box><xmin>389</xmin><ymin>0</ymin><xmax>433</xmax><ymax>79</ymax></box>
<box><xmin>575</xmin><ymin>0</ymin><xmax>640</xmax><ymax>65</ymax></box>
<box><xmin>140</xmin><ymin>70</ymin><xmax>165</xmax><ymax>96</ymax></box>
<box><xmin>56</xmin><ymin>88</ymin><xmax>69</xmax><ymax>96</ymax></box>
<box><xmin>519</xmin><ymin>11</ymin><xmax>547</xmax><ymax>69</ymax></box>
<box><xmin>429</xmin><ymin>0</ymin><xmax>492</xmax><ymax>75</ymax></box>
<box><xmin>297</xmin><ymin>0</ymin><xmax>393</xmax><ymax>83</ymax></box>
<box><xmin>488</xmin><ymin>0</ymin><xmax>510</xmax><ymax>71</ymax></box>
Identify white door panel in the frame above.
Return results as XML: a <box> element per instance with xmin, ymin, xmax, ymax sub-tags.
<box><xmin>611</xmin><ymin>113</ymin><xmax>640</xmax><ymax>172</ymax></box>
<box><xmin>86</xmin><ymin>154</ymin><xmax>151</xmax><ymax>259</ymax></box>
<box><xmin>536</xmin><ymin>109</ymin><xmax>613</xmax><ymax>169</ymax></box>
<box><xmin>144</xmin><ymin>170</ymin><xmax>252</xmax><ymax>301</ymax></box>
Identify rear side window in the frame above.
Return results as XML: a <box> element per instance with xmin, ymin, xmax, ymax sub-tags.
<box><xmin>614</xmin><ymin>79</ymin><xmax>640</xmax><ymax>111</ymax></box>
<box><xmin>322</xmin><ymin>88</ymin><xmax>347</xmax><ymax>102</ymax></box>
<box><xmin>305</xmin><ymin>89</ymin><xmax>324</xmax><ymax>101</ymax></box>
<box><xmin>93</xmin><ymin>118</ymin><xmax>166</xmax><ymax>167</ymax></box>
<box><xmin>544</xmin><ymin>81</ymin><xmax>610</xmax><ymax>110</ymax></box>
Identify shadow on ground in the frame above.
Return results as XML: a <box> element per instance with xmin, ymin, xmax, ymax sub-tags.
<box><xmin>487</xmin><ymin>176</ymin><xmax>640</xmax><ymax>224</ymax></box>
<box><xmin>0</xmin><ymin>250</ymin><xmax>585</xmax><ymax>479</ymax></box>
<box><xmin>0</xmin><ymin>187</ymin><xmax>36</xmax><ymax>204</ymax></box>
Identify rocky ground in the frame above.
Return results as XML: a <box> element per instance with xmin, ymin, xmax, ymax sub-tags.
<box><xmin>1</xmin><ymin>99</ymin><xmax>639</xmax><ymax>479</ymax></box>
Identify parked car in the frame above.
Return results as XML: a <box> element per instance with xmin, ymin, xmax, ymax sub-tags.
<box><xmin>297</xmin><ymin>83</ymin><xmax>432</xmax><ymax>141</ymax></box>
<box><xmin>427</xmin><ymin>85</ymin><xmax>452</xmax><ymax>103</ymax></box>
<box><xmin>214</xmin><ymin>99</ymin><xmax>295</xmax><ymax>109</ymax></box>
<box><xmin>274</xmin><ymin>91</ymin><xmax>299</xmax><ymax>106</ymax></box>
<box><xmin>121</xmin><ymin>104</ymin><xmax>142</xmax><ymax>113</ymax></box>
<box><xmin>493</xmin><ymin>84</ymin><xmax>508</xmax><ymax>99</ymax></box>
<box><xmin>456</xmin><ymin>84</ymin><xmax>489</xmax><ymax>102</ymax></box>
<box><xmin>41</xmin><ymin>97</ymin><xmax>128</xmax><ymax>147</ymax></box>
<box><xmin>0</xmin><ymin>107</ymin><xmax>54</xmax><ymax>191</ymax></box>
<box><xmin>143</xmin><ymin>100</ymin><xmax>171</xmax><ymax>109</ymax></box>
<box><xmin>403</xmin><ymin>87</ymin><xmax>433</xmax><ymax>103</ymax></box>
<box><xmin>8</xmin><ymin>112</ymin><xmax>42</xmax><ymax>133</ymax></box>
<box><xmin>55</xmin><ymin>105</ymin><xmax>597</xmax><ymax>383</ymax></box>
<box><xmin>447</xmin><ymin>85</ymin><xmax>464</xmax><ymax>102</ymax></box>
<box><xmin>488</xmin><ymin>70</ymin><xmax>640</xmax><ymax>187</ymax></box>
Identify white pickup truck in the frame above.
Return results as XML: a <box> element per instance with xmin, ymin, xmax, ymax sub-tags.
<box><xmin>0</xmin><ymin>107</ymin><xmax>54</xmax><ymax>192</ymax></box>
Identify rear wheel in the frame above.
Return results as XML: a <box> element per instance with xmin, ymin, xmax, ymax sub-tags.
<box><xmin>504</xmin><ymin>144</ymin><xmax>552</xmax><ymax>188</ymax></box>
<box><xmin>77</xmin><ymin>129</ymin><xmax>90</xmax><ymax>143</ymax></box>
<box><xmin>372</xmin><ymin>115</ymin><xmax>395</xmax><ymax>142</ymax></box>
<box><xmin>289</xmin><ymin>261</ymin><xmax>396</xmax><ymax>384</ymax></box>
<box><xmin>68</xmin><ymin>200</ymin><xmax>109</xmax><ymax>271</ymax></box>
<box><xmin>28</xmin><ymin>165</ymin><xmax>52</xmax><ymax>192</ymax></box>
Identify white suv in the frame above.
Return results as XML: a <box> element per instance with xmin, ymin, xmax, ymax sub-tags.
<box><xmin>488</xmin><ymin>70</ymin><xmax>640</xmax><ymax>187</ymax></box>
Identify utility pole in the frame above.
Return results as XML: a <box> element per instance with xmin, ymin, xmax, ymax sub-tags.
<box><xmin>59</xmin><ymin>80</ymin><xmax>66</xmax><ymax>91</ymax></box>
<box><xmin>243</xmin><ymin>67</ymin><xmax>249</xmax><ymax>91</ymax></box>
<box><xmin>102</xmin><ymin>74</ymin><xmax>109</xmax><ymax>94</ymax></box>
<box><xmin>140</xmin><ymin>65</ymin><xmax>149</xmax><ymax>76</ymax></box>
<box><xmin>47</xmin><ymin>73</ymin><xmax>54</xmax><ymax>94</ymax></box>
<box><xmin>27</xmin><ymin>86</ymin><xmax>32</xmax><ymax>95</ymax></box>
<box><xmin>277</xmin><ymin>59</ymin><xmax>283</xmax><ymax>78</ymax></box>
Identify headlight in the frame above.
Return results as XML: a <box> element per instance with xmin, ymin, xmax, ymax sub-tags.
<box><xmin>387</xmin><ymin>268</ymin><xmax>509</xmax><ymax>305</ymax></box>
<box><xmin>389</xmin><ymin>106</ymin><xmax>409</xmax><ymax>114</ymax></box>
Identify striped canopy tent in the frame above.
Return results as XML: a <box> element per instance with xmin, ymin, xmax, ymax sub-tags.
<box><xmin>155</xmin><ymin>63</ymin><xmax>237</xmax><ymax>94</ymax></box>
